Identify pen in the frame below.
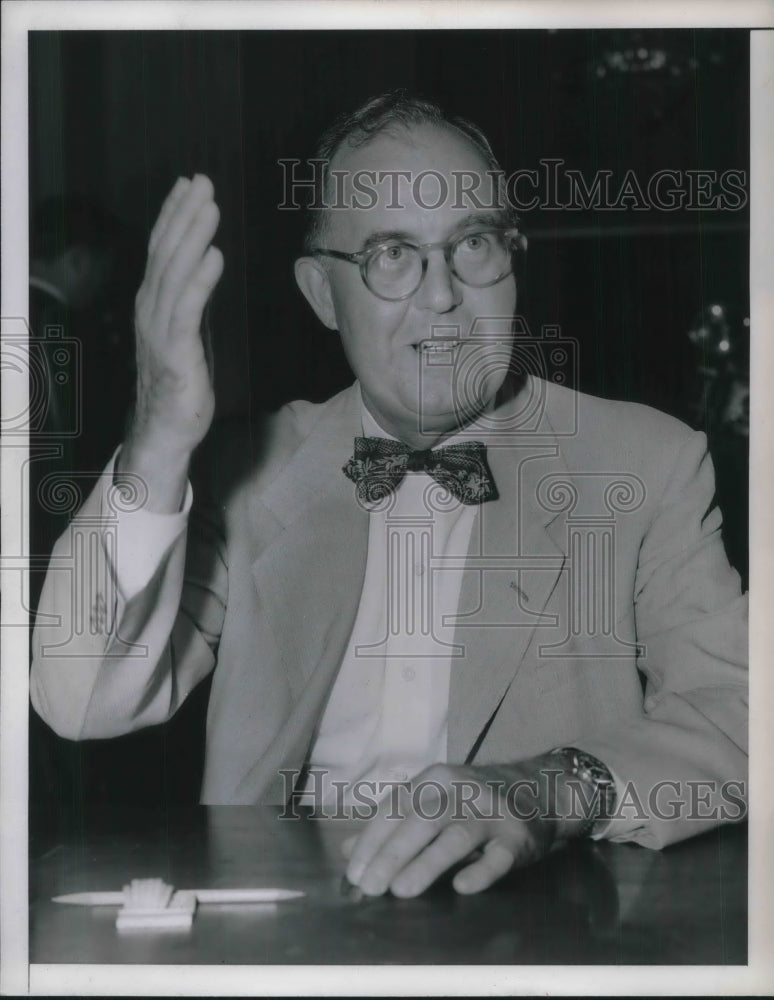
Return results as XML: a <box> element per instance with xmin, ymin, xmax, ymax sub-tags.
<box><xmin>53</xmin><ymin>888</ymin><xmax>305</xmax><ymax>905</ymax></box>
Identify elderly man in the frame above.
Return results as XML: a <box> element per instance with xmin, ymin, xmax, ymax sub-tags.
<box><xmin>31</xmin><ymin>93</ymin><xmax>747</xmax><ymax>898</ymax></box>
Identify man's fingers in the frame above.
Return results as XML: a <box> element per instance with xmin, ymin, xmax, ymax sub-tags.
<box><xmin>167</xmin><ymin>245</ymin><xmax>224</xmax><ymax>340</ymax></box>
<box><xmin>345</xmin><ymin>783</ymin><xmax>434</xmax><ymax>894</ymax></box>
<box><xmin>451</xmin><ymin>838</ymin><xmax>516</xmax><ymax>895</ymax></box>
<box><xmin>155</xmin><ymin>201</ymin><xmax>222</xmax><ymax>333</ymax></box>
<box><xmin>350</xmin><ymin>812</ymin><xmax>444</xmax><ymax>897</ymax></box>
<box><xmin>146</xmin><ymin>174</ymin><xmax>215</xmax><ymax>295</ymax></box>
<box><xmin>344</xmin><ymin>812</ymin><xmax>405</xmax><ymax>890</ymax></box>
<box><xmin>389</xmin><ymin>821</ymin><xmax>484</xmax><ymax>898</ymax></box>
<box><xmin>148</xmin><ymin>176</ymin><xmax>191</xmax><ymax>256</ymax></box>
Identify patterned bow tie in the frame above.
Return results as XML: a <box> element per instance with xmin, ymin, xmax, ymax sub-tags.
<box><xmin>343</xmin><ymin>436</ymin><xmax>498</xmax><ymax>506</ymax></box>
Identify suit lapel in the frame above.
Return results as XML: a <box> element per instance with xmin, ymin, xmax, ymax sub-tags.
<box><xmin>232</xmin><ymin>385</ymin><xmax>369</xmax><ymax>799</ymax></box>
<box><xmin>447</xmin><ymin>380</ymin><xmax>570</xmax><ymax>761</ymax></box>
<box><xmin>251</xmin><ymin>383</ymin><xmax>369</xmax><ymax>700</ymax></box>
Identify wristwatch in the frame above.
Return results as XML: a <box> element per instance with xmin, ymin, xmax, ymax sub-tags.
<box><xmin>548</xmin><ymin>746</ymin><xmax>617</xmax><ymax>838</ymax></box>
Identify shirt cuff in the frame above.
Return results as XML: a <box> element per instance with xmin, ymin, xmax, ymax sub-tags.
<box><xmin>101</xmin><ymin>446</ymin><xmax>193</xmax><ymax>601</ymax></box>
<box><xmin>589</xmin><ymin>767</ymin><xmax>630</xmax><ymax>841</ymax></box>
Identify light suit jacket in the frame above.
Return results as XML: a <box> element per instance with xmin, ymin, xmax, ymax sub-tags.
<box><xmin>31</xmin><ymin>377</ymin><xmax>748</xmax><ymax>848</ymax></box>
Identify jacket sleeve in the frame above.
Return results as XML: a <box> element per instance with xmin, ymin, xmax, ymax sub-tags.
<box><xmin>30</xmin><ymin>449</ymin><xmax>228</xmax><ymax>739</ymax></box>
<box><xmin>573</xmin><ymin>429</ymin><xmax>748</xmax><ymax>848</ymax></box>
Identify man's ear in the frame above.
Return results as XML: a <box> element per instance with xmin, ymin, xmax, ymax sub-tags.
<box><xmin>294</xmin><ymin>256</ymin><xmax>338</xmax><ymax>331</ymax></box>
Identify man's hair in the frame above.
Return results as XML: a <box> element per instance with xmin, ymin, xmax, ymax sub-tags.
<box><xmin>303</xmin><ymin>90</ymin><xmax>514</xmax><ymax>253</ymax></box>
<box><xmin>31</xmin><ymin>194</ymin><xmax>120</xmax><ymax>262</ymax></box>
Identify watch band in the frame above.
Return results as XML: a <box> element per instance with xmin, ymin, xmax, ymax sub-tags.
<box><xmin>548</xmin><ymin>746</ymin><xmax>616</xmax><ymax>838</ymax></box>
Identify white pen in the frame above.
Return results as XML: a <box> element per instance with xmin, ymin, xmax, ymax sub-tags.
<box><xmin>53</xmin><ymin>888</ymin><xmax>305</xmax><ymax>905</ymax></box>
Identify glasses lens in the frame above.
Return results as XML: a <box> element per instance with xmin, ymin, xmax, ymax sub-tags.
<box><xmin>452</xmin><ymin>231</ymin><xmax>512</xmax><ymax>287</ymax></box>
<box><xmin>365</xmin><ymin>244</ymin><xmax>423</xmax><ymax>300</ymax></box>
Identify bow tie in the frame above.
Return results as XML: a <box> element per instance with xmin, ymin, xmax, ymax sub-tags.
<box><xmin>343</xmin><ymin>436</ymin><xmax>498</xmax><ymax>506</ymax></box>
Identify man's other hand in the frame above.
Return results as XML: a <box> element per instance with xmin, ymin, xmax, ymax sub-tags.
<box><xmin>342</xmin><ymin>757</ymin><xmax>589</xmax><ymax>897</ymax></box>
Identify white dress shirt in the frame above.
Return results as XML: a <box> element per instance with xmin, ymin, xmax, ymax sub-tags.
<box><xmin>298</xmin><ymin>401</ymin><xmax>480</xmax><ymax>807</ymax></box>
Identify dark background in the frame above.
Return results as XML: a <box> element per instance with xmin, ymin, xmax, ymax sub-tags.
<box><xmin>28</xmin><ymin>29</ymin><xmax>750</xmax><ymax>830</ymax></box>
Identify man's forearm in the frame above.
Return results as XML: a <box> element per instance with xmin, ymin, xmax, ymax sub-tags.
<box><xmin>116</xmin><ymin>430</ymin><xmax>192</xmax><ymax>514</ymax></box>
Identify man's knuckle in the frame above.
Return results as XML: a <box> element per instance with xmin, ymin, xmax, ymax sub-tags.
<box><xmin>445</xmin><ymin>823</ymin><xmax>474</xmax><ymax>852</ymax></box>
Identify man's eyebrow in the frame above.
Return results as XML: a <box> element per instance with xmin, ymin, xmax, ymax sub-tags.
<box><xmin>359</xmin><ymin>213</ymin><xmax>510</xmax><ymax>251</ymax></box>
<box><xmin>451</xmin><ymin>211</ymin><xmax>509</xmax><ymax>233</ymax></box>
<box><xmin>360</xmin><ymin>229</ymin><xmax>416</xmax><ymax>250</ymax></box>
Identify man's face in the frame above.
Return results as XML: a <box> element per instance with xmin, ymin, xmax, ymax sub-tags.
<box><xmin>316</xmin><ymin>123</ymin><xmax>517</xmax><ymax>446</ymax></box>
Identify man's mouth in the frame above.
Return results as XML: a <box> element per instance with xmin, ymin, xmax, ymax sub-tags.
<box><xmin>412</xmin><ymin>338</ymin><xmax>462</xmax><ymax>355</ymax></box>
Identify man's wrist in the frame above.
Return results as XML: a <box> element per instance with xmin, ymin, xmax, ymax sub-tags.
<box><xmin>117</xmin><ymin>429</ymin><xmax>193</xmax><ymax>514</ymax></box>
<box><xmin>546</xmin><ymin>747</ymin><xmax>617</xmax><ymax>840</ymax></box>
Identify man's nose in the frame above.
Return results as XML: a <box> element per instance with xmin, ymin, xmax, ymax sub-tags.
<box><xmin>414</xmin><ymin>249</ymin><xmax>462</xmax><ymax>313</ymax></box>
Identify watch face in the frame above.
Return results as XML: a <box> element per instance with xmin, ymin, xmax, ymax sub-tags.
<box><xmin>551</xmin><ymin>747</ymin><xmax>617</xmax><ymax>835</ymax></box>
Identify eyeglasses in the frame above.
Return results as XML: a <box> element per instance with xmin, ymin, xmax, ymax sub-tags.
<box><xmin>311</xmin><ymin>227</ymin><xmax>525</xmax><ymax>302</ymax></box>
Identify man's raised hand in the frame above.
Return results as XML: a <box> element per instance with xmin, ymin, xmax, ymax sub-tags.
<box><xmin>133</xmin><ymin>173</ymin><xmax>223</xmax><ymax>455</ymax></box>
<box><xmin>120</xmin><ymin>175</ymin><xmax>224</xmax><ymax>511</ymax></box>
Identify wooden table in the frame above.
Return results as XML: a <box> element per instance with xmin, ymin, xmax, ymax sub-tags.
<box><xmin>29</xmin><ymin>806</ymin><xmax>747</xmax><ymax>965</ymax></box>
